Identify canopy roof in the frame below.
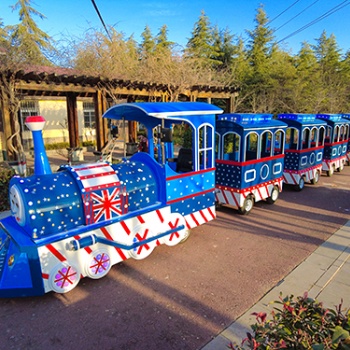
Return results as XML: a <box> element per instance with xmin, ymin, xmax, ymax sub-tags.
<box><xmin>103</xmin><ymin>102</ymin><xmax>223</xmax><ymax>127</ymax></box>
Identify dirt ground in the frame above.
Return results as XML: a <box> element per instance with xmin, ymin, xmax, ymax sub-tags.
<box><xmin>0</xmin><ymin>165</ymin><xmax>349</xmax><ymax>350</ymax></box>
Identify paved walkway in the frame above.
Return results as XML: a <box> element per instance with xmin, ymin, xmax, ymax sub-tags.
<box><xmin>202</xmin><ymin>219</ymin><xmax>350</xmax><ymax>349</ymax></box>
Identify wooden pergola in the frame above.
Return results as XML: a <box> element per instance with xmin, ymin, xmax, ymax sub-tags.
<box><xmin>0</xmin><ymin>67</ymin><xmax>239</xmax><ymax>156</ymax></box>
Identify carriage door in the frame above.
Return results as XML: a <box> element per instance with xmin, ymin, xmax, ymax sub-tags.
<box><xmin>198</xmin><ymin>124</ymin><xmax>214</xmax><ymax>170</ymax></box>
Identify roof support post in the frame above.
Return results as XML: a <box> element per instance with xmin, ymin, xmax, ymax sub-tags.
<box><xmin>94</xmin><ymin>89</ymin><xmax>108</xmax><ymax>151</ymax></box>
<box><xmin>66</xmin><ymin>93</ymin><xmax>79</xmax><ymax>148</ymax></box>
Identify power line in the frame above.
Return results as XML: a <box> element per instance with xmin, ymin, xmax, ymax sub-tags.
<box><xmin>268</xmin><ymin>0</ymin><xmax>301</xmax><ymax>24</ymax></box>
<box><xmin>274</xmin><ymin>0</ymin><xmax>320</xmax><ymax>32</ymax></box>
<box><xmin>91</xmin><ymin>0</ymin><xmax>112</xmax><ymax>41</ymax></box>
<box><xmin>277</xmin><ymin>0</ymin><xmax>350</xmax><ymax>44</ymax></box>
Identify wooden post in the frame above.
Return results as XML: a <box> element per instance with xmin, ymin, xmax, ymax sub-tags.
<box><xmin>0</xmin><ymin>95</ymin><xmax>12</xmax><ymax>159</ymax></box>
<box><xmin>66</xmin><ymin>93</ymin><xmax>79</xmax><ymax>148</ymax></box>
<box><xmin>94</xmin><ymin>90</ymin><xmax>107</xmax><ymax>151</ymax></box>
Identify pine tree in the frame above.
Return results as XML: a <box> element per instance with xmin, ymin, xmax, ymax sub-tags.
<box><xmin>7</xmin><ymin>0</ymin><xmax>54</xmax><ymax>65</ymax></box>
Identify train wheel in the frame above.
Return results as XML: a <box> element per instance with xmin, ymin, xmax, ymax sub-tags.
<box><xmin>164</xmin><ymin>215</ymin><xmax>189</xmax><ymax>246</ymax></box>
<box><xmin>327</xmin><ymin>166</ymin><xmax>334</xmax><ymax>177</ymax></box>
<box><xmin>129</xmin><ymin>226</ymin><xmax>155</xmax><ymax>260</ymax></box>
<box><xmin>266</xmin><ymin>186</ymin><xmax>279</xmax><ymax>204</ymax></box>
<box><xmin>294</xmin><ymin>177</ymin><xmax>305</xmax><ymax>192</ymax></box>
<box><xmin>85</xmin><ymin>250</ymin><xmax>111</xmax><ymax>279</ymax></box>
<box><xmin>311</xmin><ymin>171</ymin><xmax>320</xmax><ymax>185</ymax></box>
<box><xmin>238</xmin><ymin>195</ymin><xmax>254</xmax><ymax>215</ymax></box>
<box><xmin>49</xmin><ymin>263</ymin><xmax>80</xmax><ymax>293</ymax></box>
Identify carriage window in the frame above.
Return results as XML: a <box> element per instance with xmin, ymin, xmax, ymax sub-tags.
<box><xmin>215</xmin><ymin>132</ymin><xmax>220</xmax><ymax>159</ymax></box>
<box><xmin>339</xmin><ymin>125</ymin><xmax>345</xmax><ymax>141</ymax></box>
<box><xmin>245</xmin><ymin>132</ymin><xmax>258</xmax><ymax>161</ymax></box>
<box><xmin>285</xmin><ymin>128</ymin><xmax>299</xmax><ymax>150</ymax></box>
<box><xmin>301</xmin><ymin>128</ymin><xmax>310</xmax><ymax>150</ymax></box>
<box><xmin>199</xmin><ymin>124</ymin><xmax>214</xmax><ymax>170</ymax></box>
<box><xmin>223</xmin><ymin>132</ymin><xmax>240</xmax><ymax>161</ymax></box>
<box><xmin>260</xmin><ymin>131</ymin><xmax>272</xmax><ymax>158</ymax></box>
<box><xmin>333</xmin><ymin>125</ymin><xmax>339</xmax><ymax>142</ymax></box>
<box><xmin>318</xmin><ymin>127</ymin><xmax>325</xmax><ymax>146</ymax></box>
<box><xmin>325</xmin><ymin>126</ymin><xmax>332</xmax><ymax>143</ymax></box>
<box><xmin>344</xmin><ymin>125</ymin><xmax>349</xmax><ymax>140</ymax></box>
<box><xmin>310</xmin><ymin>127</ymin><xmax>317</xmax><ymax>147</ymax></box>
<box><xmin>274</xmin><ymin>130</ymin><xmax>285</xmax><ymax>155</ymax></box>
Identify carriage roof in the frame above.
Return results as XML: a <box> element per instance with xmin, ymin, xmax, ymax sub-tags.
<box><xmin>278</xmin><ymin>114</ymin><xmax>327</xmax><ymax>128</ymax></box>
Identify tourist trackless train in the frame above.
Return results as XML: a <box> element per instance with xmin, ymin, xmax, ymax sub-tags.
<box><xmin>0</xmin><ymin>103</ymin><xmax>349</xmax><ymax>297</ymax></box>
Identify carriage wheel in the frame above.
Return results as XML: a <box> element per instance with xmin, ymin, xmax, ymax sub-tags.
<box><xmin>49</xmin><ymin>263</ymin><xmax>80</xmax><ymax>293</ymax></box>
<box><xmin>294</xmin><ymin>177</ymin><xmax>305</xmax><ymax>192</ymax></box>
<box><xmin>238</xmin><ymin>195</ymin><xmax>254</xmax><ymax>215</ymax></box>
<box><xmin>311</xmin><ymin>171</ymin><xmax>320</xmax><ymax>185</ymax></box>
<box><xmin>266</xmin><ymin>186</ymin><xmax>279</xmax><ymax>204</ymax></box>
<box><xmin>327</xmin><ymin>166</ymin><xmax>334</xmax><ymax>177</ymax></box>
<box><xmin>85</xmin><ymin>250</ymin><xmax>111</xmax><ymax>279</ymax></box>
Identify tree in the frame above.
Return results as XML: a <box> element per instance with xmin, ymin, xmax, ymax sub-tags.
<box><xmin>0</xmin><ymin>0</ymin><xmax>54</xmax><ymax>168</ymax></box>
<box><xmin>139</xmin><ymin>25</ymin><xmax>155</xmax><ymax>59</ymax></box>
<box><xmin>185</xmin><ymin>10</ymin><xmax>219</xmax><ymax>68</ymax></box>
<box><xmin>244</xmin><ymin>6</ymin><xmax>275</xmax><ymax>112</ymax></box>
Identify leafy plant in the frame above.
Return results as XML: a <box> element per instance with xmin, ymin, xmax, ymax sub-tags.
<box><xmin>228</xmin><ymin>292</ymin><xmax>350</xmax><ymax>350</ymax></box>
<box><xmin>0</xmin><ymin>166</ymin><xmax>16</xmax><ymax>212</ymax></box>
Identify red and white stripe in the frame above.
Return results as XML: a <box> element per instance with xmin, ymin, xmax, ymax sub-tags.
<box><xmin>283</xmin><ymin>165</ymin><xmax>322</xmax><ymax>185</ymax></box>
<box><xmin>216</xmin><ymin>178</ymin><xmax>283</xmax><ymax>209</ymax></box>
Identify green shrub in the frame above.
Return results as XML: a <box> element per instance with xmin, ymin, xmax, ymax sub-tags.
<box><xmin>44</xmin><ymin>142</ymin><xmax>70</xmax><ymax>150</ymax></box>
<box><xmin>229</xmin><ymin>292</ymin><xmax>350</xmax><ymax>350</ymax></box>
<box><xmin>82</xmin><ymin>140</ymin><xmax>96</xmax><ymax>147</ymax></box>
<box><xmin>0</xmin><ymin>166</ymin><xmax>15</xmax><ymax>212</ymax></box>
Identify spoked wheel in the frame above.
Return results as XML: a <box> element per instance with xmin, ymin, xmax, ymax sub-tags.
<box><xmin>129</xmin><ymin>226</ymin><xmax>156</xmax><ymax>260</ymax></box>
<box><xmin>85</xmin><ymin>250</ymin><xmax>111</xmax><ymax>279</ymax></box>
<box><xmin>164</xmin><ymin>215</ymin><xmax>189</xmax><ymax>246</ymax></box>
<box><xmin>311</xmin><ymin>171</ymin><xmax>320</xmax><ymax>185</ymax></box>
<box><xmin>294</xmin><ymin>177</ymin><xmax>305</xmax><ymax>192</ymax></box>
<box><xmin>49</xmin><ymin>263</ymin><xmax>80</xmax><ymax>293</ymax></box>
<box><xmin>266</xmin><ymin>186</ymin><xmax>279</xmax><ymax>204</ymax></box>
<box><xmin>238</xmin><ymin>195</ymin><xmax>254</xmax><ymax>215</ymax></box>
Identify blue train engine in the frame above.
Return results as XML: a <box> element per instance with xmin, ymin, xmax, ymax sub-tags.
<box><xmin>0</xmin><ymin>102</ymin><xmax>222</xmax><ymax>297</ymax></box>
<box><xmin>215</xmin><ymin>113</ymin><xmax>287</xmax><ymax>214</ymax></box>
<box><xmin>340</xmin><ymin>113</ymin><xmax>350</xmax><ymax>165</ymax></box>
<box><xmin>316</xmin><ymin>114</ymin><xmax>350</xmax><ymax>176</ymax></box>
<box><xmin>278</xmin><ymin>114</ymin><xmax>327</xmax><ymax>191</ymax></box>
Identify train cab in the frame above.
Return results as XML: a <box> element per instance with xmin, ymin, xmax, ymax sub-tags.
<box><xmin>316</xmin><ymin>114</ymin><xmax>350</xmax><ymax>176</ymax></box>
<box><xmin>278</xmin><ymin>114</ymin><xmax>327</xmax><ymax>191</ymax></box>
<box><xmin>215</xmin><ymin>113</ymin><xmax>287</xmax><ymax>215</ymax></box>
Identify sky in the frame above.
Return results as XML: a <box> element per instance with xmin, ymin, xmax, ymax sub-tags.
<box><xmin>1</xmin><ymin>0</ymin><xmax>350</xmax><ymax>55</ymax></box>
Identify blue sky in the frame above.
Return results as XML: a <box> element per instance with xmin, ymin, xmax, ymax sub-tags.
<box><xmin>1</xmin><ymin>0</ymin><xmax>350</xmax><ymax>55</ymax></box>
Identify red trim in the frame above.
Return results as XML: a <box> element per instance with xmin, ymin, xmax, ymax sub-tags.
<box><xmin>285</xmin><ymin>145</ymin><xmax>324</xmax><ymax>154</ymax></box>
<box><xmin>167</xmin><ymin>188</ymin><xmax>214</xmax><ymax>205</ymax></box>
<box><xmin>166</xmin><ymin>167</ymin><xmax>215</xmax><ymax>181</ymax></box>
<box><xmin>120</xmin><ymin>221</ymin><xmax>131</xmax><ymax>235</ymax></box>
<box><xmin>46</xmin><ymin>244</ymin><xmax>66</xmax><ymax>262</ymax></box>
<box><xmin>74</xmin><ymin>163</ymin><xmax>109</xmax><ymax>171</ymax></box>
<box><xmin>216</xmin><ymin>154</ymin><xmax>284</xmax><ymax>166</ymax></box>
<box><xmin>156</xmin><ymin>209</ymin><xmax>164</xmax><ymax>223</ymax></box>
<box><xmin>78</xmin><ymin>170</ymin><xmax>117</xmax><ymax>180</ymax></box>
<box><xmin>100</xmin><ymin>227</ymin><xmax>127</xmax><ymax>260</ymax></box>
<box><xmin>216</xmin><ymin>177</ymin><xmax>284</xmax><ymax>194</ymax></box>
<box><xmin>190</xmin><ymin>213</ymin><xmax>200</xmax><ymax>226</ymax></box>
<box><xmin>207</xmin><ymin>207</ymin><xmax>216</xmax><ymax>219</ymax></box>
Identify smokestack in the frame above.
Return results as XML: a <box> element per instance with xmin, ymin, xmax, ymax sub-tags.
<box><xmin>25</xmin><ymin>116</ymin><xmax>52</xmax><ymax>175</ymax></box>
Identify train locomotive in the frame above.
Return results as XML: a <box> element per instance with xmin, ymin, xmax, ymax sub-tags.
<box><xmin>0</xmin><ymin>102</ymin><xmax>223</xmax><ymax>297</ymax></box>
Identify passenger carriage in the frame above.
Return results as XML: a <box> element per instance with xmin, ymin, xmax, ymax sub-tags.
<box><xmin>316</xmin><ymin>114</ymin><xmax>350</xmax><ymax>176</ymax></box>
<box><xmin>277</xmin><ymin>114</ymin><xmax>327</xmax><ymax>191</ymax></box>
<box><xmin>0</xmin><ymin>102</ymin><xmax>222</xmax><ymax>297</ymax></box>
<box><xmin>215</xmin><ymin>113</ymin><xmax>287</xmax><ymax>215</ymax></box>
<box><xmin>340</xmin><ymin>113</ymin><xmax>350</xmax><ymax>165</ymax></box>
